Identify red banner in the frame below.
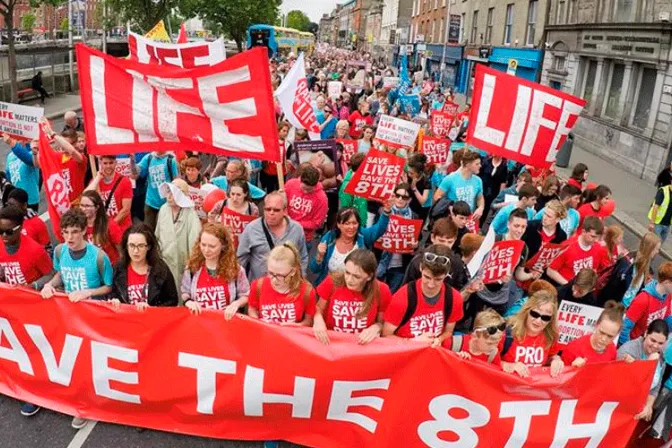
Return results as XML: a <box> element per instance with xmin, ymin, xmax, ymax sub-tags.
<box><xmin>430</xmin><ymin>111</ymin><xmax>454</xmax><ymax>138</ymax></box>
<box><xmin>442</xmin><ymin>101</ymin><xmax>459</xmax><ymax>115</ymax></box>
<box><xmin>480</xmin><ymin>239</ymin><xmax>525</xmax><ymax>284</ymax></box>
<box><xmin>526</xmin><ymin>242</ymin><xmax>569</xmax><ymax>272</ymax></box>
<box><xmin>465</xmin><ymin>214</ymin><xmax>480</xmax><ymax>234</ymax></box>
<box><xmin>421</xmin><ymin>136</ymin><xmax>450</xmax><ymax>165</ymax></box>
<box><xmin>467</xmin><ymin>65</ymin><xmax>586</xmax><ymax>169</ymax></box>
<box><xmin>336</xmin><ymin>139</ymin><xmax>358</xmax><ymax>165</ymax></box>
<box><xmin>343</xmin><ymin>149</ymin><xmax>405</xmax><ymax>202</ymax></box>
<box><xmin>127</xmin><ymin>31</ymin><xmax>227</xmax><ymax>68</ymax></box>
<box><xmin>219</xmin><ymin>207</ymin><xmax>256</xmax><ymax>247</ymax></box>
<box><xmin>76</xmin><ymin>44</ymin><xmax>280</xmax><ymax>162</ymax></box>
<box><xmin>373</xmin><ymin>215</ymin><xmax>422</xmax><ymax>254</ymax></box>
<box><xmin>0</xmin><ymin>285</ymin><xmax>653</xmax><ymax>447</ymax></box>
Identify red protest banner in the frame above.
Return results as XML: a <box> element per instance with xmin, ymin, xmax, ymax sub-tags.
<box><xmin>467</xmin><ymin>65</ymin><xmax>586</xmax><ymax>169</ymax></box>
<box><xmin>336</xmin><ymin>139</ymin><xmax>358</xmax><ymax>165</ymax></box>
<box><xmin>127</xmin><ymin>31</ymin><xmax>226</xmax><ymax>68</ymax></box>
<box><xmin>220</xmin><ymin>207</ymin><xmax>256</xmax><ymax>247</ymax></box>
<box><xmin>526</xmin><ymin>242</ymin><xmax>569</xmax><ymax>272</ymax></box>
<box><xmin>373</xmin><ymin>215</ymin><xmax>422</xmax><ymax>254</ymax></box>
<box><xmin>421</xmin><ymin>136</ymin><xmax>450</xmax><ymax>165</ymax></box>
<box><xmin>430</xmin><ymin>111</ymin><xmax>454</xmax><ymax>138</ymax></box>
<box><xmin>0</xmin><ymin>284</ymin><xmax>653</xmax><ymax>448</ymax></box>
<box><xmin>465</xmin><ymin>214</ymin><xmax>480</xmax><ymax>234</ymax></box>
<box><xmin>76</xmin><ymin>45</ymin><xmax>280</xmax><ymax>162</ymax></box>
<box><xmin>480</xmin><ymin>239</ymin><xmax>525</xmax><ymax>284</ymax></box>
<box><xmin>442</xmin><ymin>101</ymin><xmax>459</xmax><ymax>115</ymax></box>
<box><xmin>343</xmin><ymin>149</ymin><xmax>405</xmax><ymax>202</ymax></box>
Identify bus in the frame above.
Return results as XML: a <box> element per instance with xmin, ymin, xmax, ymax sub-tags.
<box><xmin>247</xmin><ymin>24</ymin><xmax>315</xmax><ymax>58</ymax></box>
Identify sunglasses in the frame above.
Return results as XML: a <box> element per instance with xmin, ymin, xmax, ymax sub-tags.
<box><xmin>423</xmin><ymin>252</ymin><xmax>450</xmax><ymax>266</ymax></box>
<box><xmin>264</xmin><ymin>207</ymin><xmax>283</xmax><ymax>213</ymax></box>
<box><xmin>395</xmin><ymin>193</ymin><xmax>410</xmax><ymax>200</ymax></box>
<box><xmin>474</xmin><ymin>322</ymin><xmax>506</xmax><ymax>335</ymax></box>
<box><xmin>529</xmin><ymin>310</ymin><xmax>553</xmax><ymax>322</ymax></box>
<box><xmin>0</xmin><ymin>224</ymin><xmax>20</xmax><ymax>236</ymax></box>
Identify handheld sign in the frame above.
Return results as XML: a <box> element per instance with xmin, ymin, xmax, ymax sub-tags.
<box><xmin>336</xmin><ymin>139</ymin><xmax>358</xmax><ymax>165</ymax></box>
<box><xmin>557</xmin><ymin>301</ymin><xmax>615</xmax><ymax>346</ymax></box>
<box><xmin>343</xmin><ymin>148</ymin><xmax>405</xmax><ymax>202</ymax></box>
<box><xmin>430</xmin><ymin>111</ymin><xmax>454</xmax><ymax>138</ymax></box>
<box><xmin>220</xmin><ymin>207</ymin><xmax>256</xmax><ymax>247</ymax></box>
<box><xmin>442</xmin><ymin>101</ymin><xmax>459</xmax><ymax>115</ymax></box>
<box><xmin>467</xmin><ymin>65</ymin><xmax>586</xmax><ymax>169</ymax></box>
<box><xmin>0</xmin><ymin>101</ymin><xmax>43</xmax><ymax>140</ymax></box>
<box><xmin>421</xmin><ymin>137</ymin><xmax>450</xmax><ymax>165</ymax></box>
<box><xmin>480</xmin><ymin>239</ymin><xmax>525</xmax><ymax>284</ymax></box>
<box><xmin>327</xmin><ymin>81</ymin><xmax>342</xmax><ymax>99</ymax></box>
<box><xmin>374</xmin><ymin>215</ymin><xmax>423</xmax><ymax>254</ymax></box>
<box><xmin>525</xmin><ymin>242</ymin><xmax>568</xmax><ymax>273</ymax></box>
<box><xmin>383</xmin><ymin>77</ymin><xmax>400</xmax><ymax>89</ymax></box>
<box><xmin>375</xmin><ymin>115</ymin><xmax>421</xmax><ymax>149</ymax></box>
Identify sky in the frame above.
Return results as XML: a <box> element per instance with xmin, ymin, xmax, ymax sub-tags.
<box><xmin>280</xmin><ymin>0</ymin><xmax>341</xmax><ymax>23</ymax></box>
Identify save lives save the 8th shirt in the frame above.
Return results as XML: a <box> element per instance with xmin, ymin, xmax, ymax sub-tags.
<box><xmin>248</xmin><ymin>277</ymin><xmax>317</xmax><ymax>324</ymax></box>
<box><xmin>549</xmin><ymin>240</ymin><xmax>607</xmax><ymax>282</ymax></box>
<box><xmin>501</xmin><ymin>332</ymin><xmax>560</xmax><ymax>366</ymax></box>
<box><xmin>194</xmin><ymin>268</ymin><xmax>232</xmax><ymax>310</ymax></box>
<box><xmin>126</xmin><ymin>265</ymin><xmax>148</xmax><ymax>305</ymax></box>
<box><xmin>316</xmin><ymin>275</ymin><xmax>392</xmax><ymax>334</ymax></box>
<box><xmin>385</xmin><ymin>280</ymin><xmax>464</xmax><ymax>338</ymax></box>
<box><xmin>98</xmin><ymin>173</ymin><xmax>133</xmax><ymax>232</ymax></box>
<box><xmin>0</xmin><ymin>234</ymin><xmax>52</xmax><ymax>285</ymax></box>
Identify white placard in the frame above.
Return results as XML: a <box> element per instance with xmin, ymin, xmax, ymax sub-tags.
<box><xmin>374</xmin><ymin>115</ymin><xmax>421</xmax><ymax>149</ymax></box>
<box><xmin>0</xmin><ymin>101</ymin><xmax>43</xmax><ymax>140</ymax></box>
<box><xmin>327</xmin><ymin>81</ymin><xmax>342</xmax><ymax>99</ymax></box>
<box><xmin>557</xmin><ymin>300</ymin><xmax>614</xmax><ymax>345</ymax></box>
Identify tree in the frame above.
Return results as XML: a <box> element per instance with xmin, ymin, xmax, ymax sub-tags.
<box><xmin>105</xmin><ymin>0</ymin><xmax>184</xmax><ymax>34</ymax></box>
<box><xmin>21</xmin><ymin>12</ymin><xmax>36</xmax><ymax>33</ymax></box>
<box><xmin>181</xmin><ymin>0</ymin><xmax>281</xmax><ymax>52</ymax></box>
<box><xmin>59</xmin><ymin>17</ymin><xmax>69</xmax><ymax>32</ymax></box>
<box><xmin>0</xmin><ymin>0</ymin><xmax>23</xmax><ymax>102</ymax></box>
<box><xmin>308</xmin><ymin>22</ymin><xmax>318</xmax><ymax>35</ymax></box>
<box><xmin>286</xmin><ymin>10</ymin><xmax>310</xmax><ymax>32</ymax></box>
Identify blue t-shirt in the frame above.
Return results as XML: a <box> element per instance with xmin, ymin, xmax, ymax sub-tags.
<box><xmin>54</xmin><ymin>243</ymin><xmax>113</xmax><ymax>294</ymax></box>
<box><xmin>137</xmin><ymin>153</ymin><xmax>180</xmax><ymax>210</ymax></box>
<box><xmin>491</xmin><ymin>204</ymin><xmax>535</xmax><ymax>235</ymax></box>
<box><xmin>6</xmin><ymin>147</ymin><xmax>39</xmax><ymax>205</ymax></box>
<box><xmin>534</xmin><ymin>207</ymin><xmax>580</xmax><ymax>237</ymax></box>
<box><xmin>438</xmin><ymin>171</ymin><xmax>483</xmax><ymax>211</ymax></box>
<box><xmin>210</xmin><ymin>176</ymin><xmax>266</xmax><ymax>200</ymax></box>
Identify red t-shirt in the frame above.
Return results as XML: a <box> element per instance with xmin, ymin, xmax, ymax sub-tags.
<box><xmin>347</xmin><ymin>111</ymin><xmax>372</xmax><ymax>139</ymax></box>
<box><xmin>21</xmin><ymin>215</ymin><xmax>50</xmax><ymax>246</ymax></box>
<box><xmin>626</xmin><ymin>290</ymin><xmax>671</xmax><ymax>340</ymax></box>
<box><xmin>567</xmin><ymin>178</ymin><xmax>583</xmax><ymax>191</ymax></box>
<box><xmin>384</xmin><ymin>280</ymin><xmax>464</xmax><ymax>338</ymax></box>
<box><xmin>316</xmin><ymin>275</ymin><xmax>391</xmax><ymax>334</ymax></box>
<box><xmin>126</xmin><ymin>265</ymin><xmax>148</xmax><ymax>305</ymax></box>
<box><xmin>444</xmin><ymin>334</ymin><xmax>501</xmax><ymax>366</ymax></box>
<box><xmin>549</xmin><ymin>240</ymin><xmax>606</xmax><ymax>282</ymax></box>
<box><xmin>86</xmin><ymin>220</ymin><xmax>123</xmax><ymax>265</ymax></box>
<box><xmin>194</xmin><ymin>268</ymin><xmax>232</xmax><ymax>310</ymax></box>
<box><xmin>540</xmin><ymin>229</ymin><xmax>555</xmax><ymax>244</ymax></box>
<box><xmin>248</xmin><ymin>277</ymin><xmax>317</xmax><ymax>324</ymax></box>
<box><xmin>501</xmin><ymin>332</ymin><xmax>560</xmax><ymax>366</ymax></box>
<box><xmin>577</xmin><ymin>203</ymin><xmax>602</xmax><ymax>228</ymax></box>
<box><xmin>561</xmin><ymin>334</ymin><xmax>617</xmax><ymax>364</ymax></box>
<box><xmin>0</xmin><ymin>234</ymin><xmax>52</xmax><ymax>285</ymax></box>
<box><xmin>61</xmin><ymin>154</ymin><xmax>87</xmax><ymax>202</ymax></box>
<box><xmin>99</xmin><ymin>173</ymin><xmax>133</xmax><ymax>232</ymax></box>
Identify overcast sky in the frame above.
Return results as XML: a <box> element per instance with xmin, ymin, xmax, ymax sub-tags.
<box><xmin>280</xmin><ymin>0</ymin><xmax>341</xmax><ymax>23</ymax></box>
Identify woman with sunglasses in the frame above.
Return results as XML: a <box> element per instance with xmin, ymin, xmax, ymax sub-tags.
<box><xmin>109</xmin><ymin>223</ymin><xmax>178</xmax><ymax>310</ymax></box>
<box><xmin>182</xmin><ymin>223</ymin><xmax>249</xmax><ymax>319</ymax></box>
<box><xmin>310</xmin><ymin>202</ymin><xmax>392</xmax><ymax>286</ymax></box>
<box><xmin>445</xmin><ymin>309</ymin><xmax>506</xmax><ymax>365</ymax></box>
<box><xmin>501</xmin><ymin>290</ymin><xmax>564</xmax><ymax>378</ymax></box>
<box><xmin>79</xmin><ymin>190</ymin><xmax>123</xmax><ymax>265</ymax></box>
<box><xmin>248</xmin><ymin>243</ymin><xmax>315</xmax><ymax>326</ymax></box>
<box><xmin>313</xmin><ymin>248</ymin><xmax>392</xmax><ymax>345</ymax></box>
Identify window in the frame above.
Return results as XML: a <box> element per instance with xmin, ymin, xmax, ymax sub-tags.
<box><xmin>615</xmin><ymin>0</ymin><xmax>633</xmax><ymax>21</ymax></box>
<box><xmin>440</xmin><ymin>18</ymin><xmax>445</xmax><ymax>43</ymax></box>
<box><xmin>633</xmin><ymin>67</ymin><xmax>657</xmax><ymax>128</ymax></box>
<box><xmin>554</xmin><ymin>55</ymin><xmax>566</xmax><ymax>71</ymax></box>
<box><xmin>471</xmin><ymin>10</ymin><xmax>479</xmax><ymax>43</ymax></box>
<box><xmin>504</xmin><ymin>4</ymin><xmax>514</xmax><ymax>45</ymax></box>
<box><xmin>582</xmin><ymin>60</ymin><xmax>598</xmax><ymax>108</ymax></box>
<box><xmin>568</xmin><ymin>0</ymin><xmax>577</xmax><ymax>22</ymax></box>
<box><xmin>461</xmin><ymin>13</ymin><xmax>466</xmax><ymax>41</ymax></box>
<box><xmin>604</xmin><ymin>63</ymin><xmax>625</xmax><ymax>118</ymax></box>
<box><xmin>526</xmin><ymin>0</ymin><xmax>537</xmax><ymax>46</ymax></box>
<box><xmin>430</xmin><ymin>20</ymin><xmax>435</xmax><ymax>42</ymax></box>
<box><xmin>556</xmin><ymin>0</ymin><xmax>565</xmax><ymax>24</ymax></box>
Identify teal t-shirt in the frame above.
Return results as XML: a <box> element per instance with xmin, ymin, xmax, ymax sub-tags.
<box><xmin>210</xmin><ymin>176</ymin><xmax>266</xmax><ymax>200</ymax></box>
<box><xmin>54</xmin><ymin>243</ymin><xmax>113</xmax><ymax>293</ymax></box>
<box><xmin>438</xmin><ymin>171</ymin><xmax>483</xmax><ymax>211</ymax></box>
<box><xmin>137</xmin><ymin>154</ymin><xmax>180</xmax><ymax>210</ymax></box>
<box><xmin>6</xmin><ymin>151</ymin><xmax>39</xmax><ymax>205</ymax></box>
<box><xmin>492</xmin><ymin>204</ymin><xmax>535</xmax><ymax>235</ymax></box>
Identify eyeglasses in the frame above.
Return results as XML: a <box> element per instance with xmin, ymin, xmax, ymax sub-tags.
<box><xmin>264</xmin><ymin>207</ymin><xmax>283</xmax><ymax>213</ymax></box>
<box><xmin>128</xmin><ymin>243</ymin><xmax>148</xmax><ymax>251</ymax></box>
<box><xmin>395</xmin><ymin>193</ymin><xmax>411</xmax><ymax>200</ymax></box>
<box><xmin>529</xmin><ymin>310</ymin><xmax>553</xmax><ymax>322</ymax></box>
<box><xmin>268</xmin><ymin>270</ymin><xmax>292</xmax><ymax>281</ymax></box>
<box><xmin>474</xmin><ymin>322</ymin><xmax>506</xmax><ymax>336</ymax></box>
<box><xmin>79</xmin><ymin>204</ymin><xmax>96</xmax><ymax>209</ymax></box>
<box><xmin>423</xmin><ymin>252</ymin><xmax>450</xmax><ymax>266</ymax></box>
<box><xmin>0</xmin><ymin>224</ymin><xmax>20</xmax><ymax>236</ymax></box>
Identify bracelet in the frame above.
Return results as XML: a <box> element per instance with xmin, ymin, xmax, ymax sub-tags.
<box><xmin>184</xmin><ymin>298</ymin><xmax>193</xmax><ymax>305</ymax></box>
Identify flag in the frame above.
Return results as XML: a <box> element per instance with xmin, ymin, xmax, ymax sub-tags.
<box><xmin>275</xmin><ymin>53</ymin><xmax>321</xmax><ymax>140</ymax></box>
<box><xmin>398</xmin><ymin>53</ymin><xmax>411</xmax><ymax>95</ymax></box>
<box><xmin>143</xmin><ymin>20</ymin><xmax>171</xmax><ymax>42</ymax></box>
<box><xmin>38</xmin><ymin>123</ymin><xmax>72</xmax><ymax>239</ymax></box>
<box><xmin>127</xmin><ymin>30</ymin><xmax>227</xmax><ymax>68</ymax></box>
<box><xmin>177</xmin><ymin>23</ymin><xmax>188</xmax><ymax>44</ymax></box>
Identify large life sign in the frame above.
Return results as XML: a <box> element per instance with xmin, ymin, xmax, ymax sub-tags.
<box><xmin>468</xmin><ymin>65</ymin><xmax>586</xmax><ymax>169</ymax></box>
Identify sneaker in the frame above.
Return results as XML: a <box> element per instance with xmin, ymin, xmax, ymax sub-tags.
<box><xmin>71</xmin><ymin>417</ymin><xmax>88</xmax><ymax>429</ymax></box>
<box><xmin>20</xmin><ymin>403</ymin><xmax>40</xmax><ymax>417</ymax></box>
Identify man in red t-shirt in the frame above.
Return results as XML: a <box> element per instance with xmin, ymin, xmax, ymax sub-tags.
<box><xmin>383</xmin><ymin>244</ymin><xmax>464</xmax><ymax>345</ymax></box>
<box><xmin>547</xmin><ymin>216</ymin><xmax>607</xmax><ymax>285</ymax></box>
<box><xmin>89</xmin><ymin>156</ymin><xmax>133</xmax><ymax>232</ymax></box>
<box><xmin>347</xmin><ymin>99</ymin><xmax>373</xmax><ymax>139</ymax></box>
<box><xmin>6</xmin><ymin>188</ymin><xmax>51</xmax><ymax>250</ymax></box>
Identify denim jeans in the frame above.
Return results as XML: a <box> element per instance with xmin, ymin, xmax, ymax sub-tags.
<box><xmin>655</xmin><ymin>224</ymin><xmax>670</xmax><ymax>243</ymax></box>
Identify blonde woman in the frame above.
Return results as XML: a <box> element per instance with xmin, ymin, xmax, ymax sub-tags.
<box><xmin>501</xmin><ymin>290</ymin><xmax>564</xmax><ymax>378</ymax></box>
<box><xmin>621</xmin><ymin>232</ymin><xmax>661</xmax><ymax>308</ymax></box>
<box><xmin>335</xmin><ymin>120</ymin><xmax>350</xmax><ymax>140</ymax></box>
<box><xmin>445</xmin><ymin>309</ymin><xmax>506</xmax><ymax>366</ymax></box>
<box><xmin>181</xmin><ymin>223</ymin><xmax>249</xmax><ymax>319</ymax></box>
<box><xmin>247</xmin><ymin>243</ymin><xmax>316</xmax><ymax>326</ymax></box>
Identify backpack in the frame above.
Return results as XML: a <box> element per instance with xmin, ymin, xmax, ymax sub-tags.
<box><xmin>595</xmin><ymin>253</ymin><xmax>634</xmax><ymax>307</ymax></box>
<box><xmin>145</xmin><ymin>154</ymin><xmax>175</xmax><ymax>182</ymax></box>
<box><xmin>398</xmin><ymin>280</ymin><xmax>455</xmax><ymax>330</ymax></box>
<box><xmin>55</xmin><ymin>243</ymin><xmax>107</xmax><ymax>292</ymax></box>
<box><xmin>450</xmin><ymin>335</ymin><xmax>498</xmax><ymax>363</ymax></box>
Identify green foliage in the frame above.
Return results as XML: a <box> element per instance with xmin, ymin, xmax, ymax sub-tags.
<box><xmin>105</xmin><ymin>0</ymin><xmax>183</xmax><ymax>34</ymax></box>
<box><xmin>21</xmin><ymin>12</ymin><xmax>36</xmax><ymax>32</ymax></box>
<box><xmin>285</xmin><ymin>10</ymin><xmax>310</xmax><ymax>32</ymax></box>
<box><xmin>59</xmin><ymin>17</ymin><xmax>69</xmax><ymax>32</ymax></box>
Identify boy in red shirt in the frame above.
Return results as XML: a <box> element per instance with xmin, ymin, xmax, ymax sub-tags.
<box><xmin>547</xmin><ymin>216</ymin><xmax>607</xmax><ymax>285</ymax></box>
<box><xmin>562</xmin><ymin>301</ymin><xmax>623</xmax><ymax>366</ymax></box>
<box><xmin>284</xmin><ymin>165</ymin><xmax>328</xmax><ymax>243</ymax></box>
<box><xmin>88</xmin><ymin>156</ymin><xmax>133</xmax><ymax>232</ymax></box>
<box><xmin>383</xmin><ymin>244</ymin><xmax>464</xmax><ymax>345</ymax></box>
<box><xmin>6</xmin><ymin>188</ymin><xmax>51</xmax><ymax>250</ymax></box>
<box><xmin>444</xmin><ymin>309</ymin><xmax>505</xmax><ymax>366</ymax></box>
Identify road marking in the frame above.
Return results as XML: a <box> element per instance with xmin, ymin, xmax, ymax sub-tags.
<box><xmin>66</xmin><ymin>420</ymin><xmax>97</xmax><ymax>448</ymax></box>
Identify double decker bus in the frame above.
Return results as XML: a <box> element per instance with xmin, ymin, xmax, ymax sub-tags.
<box><xmin>247</xmin><ymin>24</ymin><xmax>315</xmax><ymax>58</ymax></box>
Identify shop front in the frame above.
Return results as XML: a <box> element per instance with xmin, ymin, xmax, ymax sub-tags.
<box><xmin>423</xmin><ymin>44</ymin><xmax>463</xmax><ymax>89</ymax></box>
<box><xmin>488</xmin><ymin>47</ymin><xmax>544</xmax><ymax>82</ymax></box>
<box><xmin>459</xmin><ymin>46</ymin><xmax>490</xmax><ymax>96</ymax></box>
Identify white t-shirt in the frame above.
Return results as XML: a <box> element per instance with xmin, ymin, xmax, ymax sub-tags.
<box><xmin>328</xmin><ymin>243</ymin><xmax>359</xmax><ymax>273</ymax></box>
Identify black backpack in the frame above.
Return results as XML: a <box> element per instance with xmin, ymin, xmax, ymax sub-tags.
<box><xmin>595</xmin><ymin>253</ymin><xmax>634</xmax><ymax>307</ymax></box>
<box><xmin>398</xmin><ymin>280</ymin><xmax>455</xmax><ymax>330</ymax></box>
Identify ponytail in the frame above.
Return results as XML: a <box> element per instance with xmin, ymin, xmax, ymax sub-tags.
<box><xmin>597</xmin><ymin>300</ymin><xmax>626</xmax><ymax>328</ymax></box>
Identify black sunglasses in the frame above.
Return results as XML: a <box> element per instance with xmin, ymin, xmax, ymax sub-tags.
<box><xmin>0</xmin><ymin>224</ymin><xmax>20</xmax><ymax>236</ymax></box>
<box><xmin>395</xmin><ymin>193</ymin><xmax>410</xmax><ymax>200</ymax></box>
<box><xmin>475</xmin><ymin>322</ymin><xmax>506</xmax><ymax>335</ymax></box>
<box><xmin>529</xmin><ymin>310</ymin><xmax>553</xmax><ymax>322</ymax></box>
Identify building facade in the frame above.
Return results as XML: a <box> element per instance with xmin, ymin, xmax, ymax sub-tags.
<box><xmin>543</xmin><ymin>0</ymin><xmax>672</xmax><ymax>181</ymax></box>
<box><xmin>381</xmin><ymin>0</ymin><xmax>414</xmax><ymax>56</ymax></box>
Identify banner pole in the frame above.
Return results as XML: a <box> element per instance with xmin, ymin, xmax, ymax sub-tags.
<box><xmin>276</xmin><ymin>163</ymin><xmax>285</xmax><ymax>190</ymax></box>
<box><xmin>89</xmin><ymin>154</ymin><xmax>98</xmax><ymax>178</ymax></box>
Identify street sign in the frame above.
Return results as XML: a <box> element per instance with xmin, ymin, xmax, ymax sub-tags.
<box><xmin>416</xmin><ymin>44</ymin><xmax>426</xmax><ymax>51</ymax></box>
<box><xmin>507</xmin><ymin>58</ymin><xmax>518</xmax><ymax>75</ymax></box>
<box><xmin>416</xmin><ymin>34</ymin><xmax>425</xmax><ymax>43</ymax></box>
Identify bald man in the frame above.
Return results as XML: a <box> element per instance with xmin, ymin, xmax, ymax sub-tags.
<box><xmin>62</xmin><ymin>111</ymin><xmax>84</xmax><ymax>133</ymax></box>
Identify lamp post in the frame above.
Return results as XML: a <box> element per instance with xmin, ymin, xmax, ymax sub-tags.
<box><xmin>439</xmin><ymin>1</ymin><xmax>452</xmax><ymax>86</ymax></box>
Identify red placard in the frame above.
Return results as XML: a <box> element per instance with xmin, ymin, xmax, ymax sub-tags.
<box><xmin>525</xmin><ymin>242</ymin><xmax>569</xmax><ymax>272</ymax></box>
<box><xmin>336</xmin><ymin>139</ymin><xmax>358</xmax><ymax>165</ymax></box>
<box><xmin>219</xmin><ymin>207</ymin><xmax>256</xmax><ymax>247</ymax></box>
<box><xmin>480</xmin><ymin>239</ymin><xmax>525</xmax><ymax>284</ymax></box>
<box><xmin>77</xmin><ymin>44</ymin><xmax>281</xmax><ymax>162</ymax></box>
<box><xmin>465</xmin><ymin>214</ymin><xmax>480</xmax><ymax>234</ymax></box>
<box><xmin>442</xmin><ymin>101</ymin><xmax>459</xmax><ymax>115</ymax></box>
<box><xmin>430</xmin><ymin>111</ymin><xmax>454</xmax><ymax>138</ymax></box>
<box><xmin>342</xmin><ymin>149</ymin><xmax>405</xmax><ymax>202</ymax></box>
<box><xmin>467</xmin><ymin>65</ymin><xmax>586</xmax><ymax>169</ymax></box>
<box><xmin>421</xmin><ymin>136</ymin><xmax>450</xmax><ymax>165</ymax></box>
<box><xmin>0</xmin><ymin>284</ymin><xmax>654</xmax><ymax>448</ymax></box>
<box><xmin>373</xmin><ymin>215</ymin><xmax>423</xmax><ymax>254</ymax></box>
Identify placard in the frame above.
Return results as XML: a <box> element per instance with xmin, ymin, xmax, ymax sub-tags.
<box><xmin>383</xmin><ymin>77</ymin><xmax>400</xmax><ymax>89</ymax></box>
<box><xmin>373</xmin><ymin>215</ymin><xmax>423</xmax><ymax>254</ymax></box>
<box><xmin>342</xmin><ymin>149</ymin><xmax>405</xmax><ymax>202</ymax></box>
<box><xmin>442</xmin><ymin>101</ymin><xmax>459</xmax><ymax>115</ymax></box>
<box><xmin>220</xmin><ymin>207</ymin><xmax>256</xmax><ymax>247</ymax></box>
<box><xmin>525</xmin><ymin>242</ymin><xmax>568</xmax><ymax>272</ymax></box>
<box><xmin>188</xmin><ymin>186</ymin><xmax>207</xmax><ymax>219</ymax></box>
<box><xmin>421</xmin><ymin>136</ymin><xmax>450</xmax><ymax>165</ymax></box>
<box><xmin>327</xmin><ymin>81</ymin><xmax>342</xmax><ymax>99</ymax></box>
<box><xmin>430</xmin><ymin>111</ymin><xmax>454</xmax><ymax>138</ymax></box>
<box><xmin>479</xmin><ymin>239</ymin><xmax>525</xmax><ymax>284</ymax></box>
<box><xmin>374</xmin><ymin>115</ymin><xmax>421</xmax><ymax>149</ymax></box>
<box><xmin>295</xmin><ymin>139</ymin><xmax>340</xmax><ymax>176</ymax></box>
<box><xmin>557</xmin><ymin>300</ymin><xmax>611</xmax><ymax>345</ymax></box>
<box><xmin>0</xmin><ymin>101</ymin><xmax>43</xmax><ymax>140</ymax></box>
<box><xmin>336</xmin><ymin>139</ymin><xmax>358</xmax><ymax>166</ymax></box>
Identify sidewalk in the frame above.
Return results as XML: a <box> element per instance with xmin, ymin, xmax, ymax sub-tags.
<box><xmin>23</xmin><ymin>93</ymin><xmax>82</xmax><ymax>120</ymax></box>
